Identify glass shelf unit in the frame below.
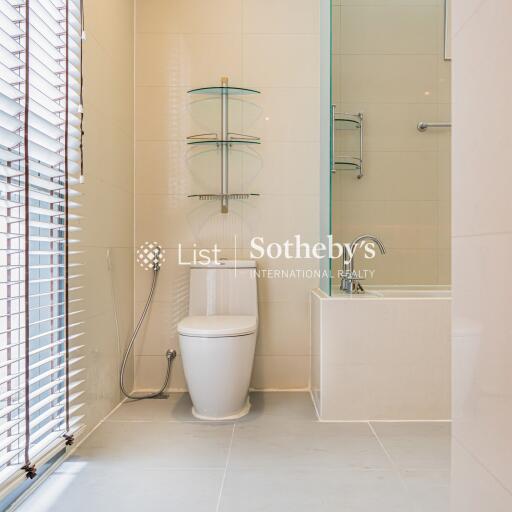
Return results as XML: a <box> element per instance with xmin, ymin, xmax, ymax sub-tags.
<box><xmin>188</xmin><ymin>86</ymin><xmax>260</xmax><ymax>95</ymax></box>
<box><xmin>331</xmin><ymin>110</ymin><xmax>364</xmax><ymax>179</ymax></box>
<box><xmin>187</xmin><ymin>77</ymin><xmax>260</xmax><ymax>213</ymax></box>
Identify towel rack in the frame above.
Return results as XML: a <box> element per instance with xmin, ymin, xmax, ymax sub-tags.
<box><xmin>417</xmin><ymin>122</ymin><xmax>452</xmax><ymax>132</ymax></box>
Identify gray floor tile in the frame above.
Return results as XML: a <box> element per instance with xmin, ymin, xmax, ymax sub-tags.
<box><xmin>229</xmin><ymin>421</ymin><xmax>391</xmax><ymax>470</ymax></box>
<box><xmin>107</xmin><ymin>391</ymin><xmax>316</xmax><ymax>424</ymax></box>
<box><xmin>402</xmin><ymin>469</ymin><xmax>450</xmax><ymax>512</ymax></box>
<box><xmin>107</xmin><ymin>393</ymin><xmax>195</xmax><ymax>422</ymax></box>
<box><xmin>75</xmin><ymin>420</ymin><xmax>234</xmax><ymax>469</ymax></box>
<box><xmin>371</xmin><ymin>422</ymin><xmax>451</xmax><ymax>470</ymax></box>
<box><xmin>219</xmin><ymin>469</ymin><xmax>413</xmax><ymax>512</ymax></box>
<box><xmin>241</xmin><ymin>392</ymin><xmax>317</xmax><ymax>423</ymax></box>
<box><xmin>17</xmin><ymin>465</ymin><xmax>223</xmax><ymax>512</ymax></box>
<box><xmin>12</xmin><ymin>395</ymin><xmax>451</xmax><ymax>512</ymax></box>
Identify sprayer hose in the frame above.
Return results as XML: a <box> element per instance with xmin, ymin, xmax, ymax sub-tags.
<box><xmin>119</xmin><ymin>269</ymin><xmax>175</xmax><ymax>399</ymax></box>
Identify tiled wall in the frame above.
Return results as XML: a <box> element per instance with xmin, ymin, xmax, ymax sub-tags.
<box><xmin>134</xmin><ymin>0</ymin><xmax>321</xmax><ymax>391</ymax></box>
<box><xmin>452</xmin><ymin>0</ymin><xmax>512</xmax><ymax>509</ymax></box>
<box><xmin>331</xmin><ymin>0</ymin><xmax>451</xmax><ymax>286</ymax></box>
<box><xmin>77</xmin><ymin>0</ymin><xmax>134</xmax><ymax>430</ymax></box>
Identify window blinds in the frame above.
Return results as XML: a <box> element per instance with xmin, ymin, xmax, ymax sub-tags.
<box><xmin>0</xmin><ymin>0</ymin><xmax>83</xmax><ymax>486</ymax></box>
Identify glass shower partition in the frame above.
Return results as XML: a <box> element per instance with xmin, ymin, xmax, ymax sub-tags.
<box><xmin>319</xmin><ymin>0</ymin><xmax>332</xmax><ymax>296</ymax></box>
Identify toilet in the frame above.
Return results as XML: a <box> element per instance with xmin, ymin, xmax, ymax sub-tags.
<box><xmin>178</xmin><ymin>260</ymin><xmax>258</xmax><ymax>420</ymax></box>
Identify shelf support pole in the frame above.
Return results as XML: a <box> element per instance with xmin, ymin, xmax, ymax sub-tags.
<box><xmin>221</xmin><ymin>76</ymin><xmax>229</xmax><ymax>213</ymax></box>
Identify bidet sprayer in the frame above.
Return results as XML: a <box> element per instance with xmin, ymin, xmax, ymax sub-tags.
<box><xmin>120</xmin><ymin>241</ymin><xmax>173</xmax><ymax>400</ymax></box>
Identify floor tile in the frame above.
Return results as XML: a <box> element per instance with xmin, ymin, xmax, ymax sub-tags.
<box><xmin>239</xmin><ymin>392</ymin><xmax>317</xmax><ymax>423</ymax></box>
<box><xmin>107</xmin><ymin>391</ymin><xmax>316</xmax><ymax>424</ymax></box>
<box><xmin>219</xmin><ymin>469</ymin><xmax>413</xmax><ymax>512</ymax></box>
<box><xmin>402</xmin><ymin>469</ymin><xmax>450</xmax><ymax>512</ymax></box>
<box><xmin>74</xmin><ymin>420</ymin><xmax>234</xmax><ymax>469</ymax></box>
<box><xmin>12</xmin><ymin>395</ymin><xmax>451</xmax><ymax>512</ymax></box>
<box><xmin>17</xmin><ymin>464</ymin><xmax>223</xmax><ymax>512</ymax></box>
<box><xmin>371</xmin><ymin>422</ymin><xmax>451</xmax><ymax>470</ymax></box>
<box><xmin>229</xmin><ymin>422</ymin><xmax>391</xmax><ymax>470</ymax></box>
<box><xmin>107</xmin><ymin>393</ymin><xmax>195</xmax><ymax>422</ymax></box>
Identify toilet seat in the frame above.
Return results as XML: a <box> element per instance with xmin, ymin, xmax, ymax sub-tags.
<box><xmin>178</xmin><ymin>315</ymin><xmax>257</xmax><ymax>338</ymax></box>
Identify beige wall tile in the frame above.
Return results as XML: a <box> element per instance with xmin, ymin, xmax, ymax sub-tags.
<box><xmin>333</xmin><ymin>200</ymin><xmax>438</xmax><ymax>249</ymax></box>
<box><xmin>333</xmin><ymin>151</ymin><xmax>438</xmax><ymax>202</ymax></box>
<box><xmin>136</xmin><ymin>194</ymin><xmax>247</xmax><ymax>249</ymax></box>
<box><xmin>251</xmin><ymin>256</ymin><xmax>321</xmax><ymax>303</ymax></box>
<box><xmin>243</xmin><ymin>195</ymin><xmax>319</xmax><ymax>246</ymax></box>
<box><xmin>340</xmin><ymin>0</ymin><xmax>442</xmax><ymax>4</ymax></box>
<box><xmin>251</xmin><ymin>356</ymin><xmax>310</xmax><ymax>390</ymax></box>
<box><xmin>135</xmin><ymin>0</ymin><xmax>243</xmax><ymax>34</ymax></box>
<box><xmin>340</xmin><ymin>54</ymin><xmax>439</xmax><ymax>104</ymax></box>
<box><xmin>242</xmin><ymin>0</ymin><xmax>320</xmax><ymax>35</ymax></box>
<box><xmin>452</xmin><ymin>440</ymin><xmax>512</xmax><ymax>512</ymax></box>
<box><xmin>242</xmin><ymin>35</ymin><xmax>320</xmax><ymax>88</ymax></box>
<box><xmin>242</xmin><ymin>142</ymin><xmax>320</xmax><ymax>196</ymax></box>
<box><xmin>332</xmin><ymin>5</ymin><xmax>342</xmax><ymax>55</ymax></box>
<box><xmin>242</xmin><ymin>87</ymin><xmax>320</xmax><ymax>143</ymax></box>
<box><xmin>339</xmin><ymin>102</ymin><xmax>439</xmax><ymax>152</ymax></box>
<box><xmin>136</xmin><ymin>33</ymin><xmax>242</xmax><ymax>87</ymax></box>
<box><xmin>135</xmin><ymin>86</ymin><xmax>243</xmax><ymax>142</ymax></box>
<box><xmin>256</xmin><ymin>301</ymin><xmax>310</xmax><ymax>356</ymax></box>
<box><xmin>135</xmin><ymin>355</ymin><xmax>187</xmax><ymax>391</ymax></box>
<box><xmin>452</xmin><ymin>0</ymin><xmax>512</xmax><ymax>503</ymax></box>
<box><xmin>340</xmin><ymin>5</ymin><xmax>440</xmax><ymax>55</ymax></box>
<box><xmin>80</xmin><ymin>0</ymin><xmax>134</xmax><ymax>433</ymax></box>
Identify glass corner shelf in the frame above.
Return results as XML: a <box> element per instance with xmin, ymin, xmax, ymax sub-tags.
<box><xmin>333</xmin><ymin>157</ymin><xmax>363</xmax><ymax>178</ymax></box>
<box><xmin>187</xmin><ymin>133</ymin><xmax>260</xmax><ymax>145</ymax></box>
<box><xmin>188</xmin><ymin>193</ymin><xmax>260</xmax><ymax>201</ymax></box>
<box><xmin>187</xmin><ymin>139</ymin><xmax>261</xmax><ymax>145</ymax></box>
<box><xmin>335</xmin><ymin>112</ymin><xmax>362</xmax><ymax>130</ymax></box>
<box><xmin>187</xmin><ymin>86</ymin><xmax>260</xmax><ymax>96</ymax></box>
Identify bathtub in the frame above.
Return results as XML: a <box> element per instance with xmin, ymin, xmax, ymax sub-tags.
<box><xmin>310</xmin><ymin>286</ymin><xmax>451</xmax><ymax>421</ymax></box>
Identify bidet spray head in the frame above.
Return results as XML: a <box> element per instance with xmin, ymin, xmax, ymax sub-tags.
<box><xmin>136</xmin><ymin>242</ymin><xmax>166</xmax><ymax>272</ymax></box>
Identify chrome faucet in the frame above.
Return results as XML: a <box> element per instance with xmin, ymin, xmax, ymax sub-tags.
<box><xmin>340</xmin><ymin>235</ymin><xmax>386</xmax><ymax>294</ymax></box>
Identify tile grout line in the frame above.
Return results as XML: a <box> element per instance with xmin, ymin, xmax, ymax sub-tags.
<box><xmin>367</xmin><ymin>422</ymin><xmax>410</xmax><ymax>495</ymax></box>
<box><xmin>215</xmin><ymin>423</ymin><xmax>236</xmax><ymax>512</ymax></box>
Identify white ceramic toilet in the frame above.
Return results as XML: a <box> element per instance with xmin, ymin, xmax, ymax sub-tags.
<box><xmin>178</xmin><ymin>260</ymin><xmax>258</xmax><ymax>420</ymax></box>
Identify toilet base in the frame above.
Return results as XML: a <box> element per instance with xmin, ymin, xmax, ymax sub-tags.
<box><xmin>191</xmin><ymin>397</ymin><xmax>251</xmax><ymax>421</ymax></box>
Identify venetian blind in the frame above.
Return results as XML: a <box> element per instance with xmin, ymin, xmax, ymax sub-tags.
<box><xmin>0</xmin><ymin>0</ymin><xmax>84</xmax><ymax>487</ymax></box>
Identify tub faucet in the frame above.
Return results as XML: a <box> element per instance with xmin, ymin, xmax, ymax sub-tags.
<box><xmin>341</xmin><ymin>235</ymin><xmax>386</xmax><ymax>294</ymax></box>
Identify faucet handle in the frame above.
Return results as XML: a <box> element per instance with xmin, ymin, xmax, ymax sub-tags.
<box><xmin>340</xmin><ymin>276</ymin><xmax>366</xmax><ymax>294</ymax></box>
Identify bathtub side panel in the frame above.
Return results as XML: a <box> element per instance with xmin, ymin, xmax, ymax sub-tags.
<box><xmin>320</xmin><ymin>297</ymin><xmax>451</xmax><ymax>421</ymax></box>
<box><xmin>310</xmin><ymin>290</ymin><xmax>323</xmax><ymax>417</ymax></box>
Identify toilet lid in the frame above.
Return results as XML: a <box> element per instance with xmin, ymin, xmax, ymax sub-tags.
<box><xmin>178</xmin><ymin>315</ymin><xmax>258</xmax><ymax>337</ymax></box>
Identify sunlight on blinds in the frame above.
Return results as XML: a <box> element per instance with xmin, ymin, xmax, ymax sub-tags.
<box><xmin>0</xmin><ymin>0</ymin><xmax>83</xmax><ymax>487</ymax></box>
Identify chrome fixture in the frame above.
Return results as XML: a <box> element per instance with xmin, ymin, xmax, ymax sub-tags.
<box><xmin>331</xmin><ymin>106</ymin><xmax>364</xmax><ymax>179</ymax></box>
<box><xmin>120</xmin><ymin>243</ymin><xmax>177</xmax><ymax>400</ymax></box>
<box><xmin>341</xmin><ymin>235</ymin><xmax>386</xmax><ymax>294</ymax></box>
<box><xmin>417</xmin><ymin>121</ymin><xmax>452</xmax><ymax>132</ymax></box>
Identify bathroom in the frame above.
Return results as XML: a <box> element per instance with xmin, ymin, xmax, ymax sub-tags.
<box><xmin>0</xmin><ymin>0</ymin><xmax>510</xmax><ymax>511</ymax></box>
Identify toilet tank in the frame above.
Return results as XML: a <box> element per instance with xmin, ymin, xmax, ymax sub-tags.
<box><xmin>188</xmin><ymin>260</ymin><xmax>258</xmax><ymax>317</ymax></box>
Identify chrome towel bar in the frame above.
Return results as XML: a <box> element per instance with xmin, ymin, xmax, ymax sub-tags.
<box><xmin>417</xmin><ymin>122</ymin><xmax>452</xmax><ymax>132</ymax></box>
